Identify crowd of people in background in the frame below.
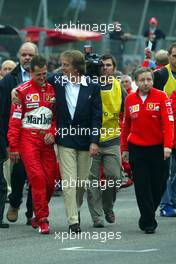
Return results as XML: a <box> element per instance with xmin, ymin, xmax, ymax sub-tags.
<box><xmin>1</xmin><ymin>17</ymin><xmax>176</xmax><ymax>236</ymax></box>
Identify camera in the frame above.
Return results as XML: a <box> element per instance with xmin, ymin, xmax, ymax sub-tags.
<box><xmin>84</xmin><ymin>45</ymin><xmax>103</xmax><ymax>78</ymax></box>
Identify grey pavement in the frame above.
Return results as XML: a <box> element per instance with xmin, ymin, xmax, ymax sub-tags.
<box><xmin>0</xmin><ymin>186</ymin><xmax>176</xmax><ymax>264</ymax></box>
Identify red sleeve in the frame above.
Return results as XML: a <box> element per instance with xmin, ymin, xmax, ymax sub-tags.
<box><xmin>170</xmin><ymin>92</ymin><xmax>176</xmax><ymax>122</ymax></box>
<box><xmin>142</xmin><ymin>59</ymin><xmax>149</xmax><ymax>68</ymax></box>
<box><xmin>120</xmin><ymin>97</ymin><xmax>131</xmax><ymax>152</ymax></box>
<box><xmin>7</xmin><ymin>92</ymin><xmax>23</xmax><ymax>153</ymax></box>
<box><xmin>161</xmin><ymin>93</ymin><xmax>174</xmax><ymax>148</ymax></box>
<box><xmin>170</xmin><ymin>92</ymin><xmax>176</xmax><ymax>148</ymax></box>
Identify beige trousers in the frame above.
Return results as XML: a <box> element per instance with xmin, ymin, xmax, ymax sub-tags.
<box><xmin>58</xmin><ymin>146</ymin><xmax>92</xmax><ymax>225</ymax></box>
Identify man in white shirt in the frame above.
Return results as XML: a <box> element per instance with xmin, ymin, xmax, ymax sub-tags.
<box><xmin>49</xmin><ymin>50</ymin><xmax>102</xmax><ymax>233</ymax></box>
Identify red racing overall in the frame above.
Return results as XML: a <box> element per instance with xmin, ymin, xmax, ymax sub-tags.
<box><xmin>8</xmin><ymin>79</ymin><xmax>57</xmax><ymax>221</ymax></box>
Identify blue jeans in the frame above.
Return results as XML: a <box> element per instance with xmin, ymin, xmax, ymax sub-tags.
<box><xmin>160</xmin><ymin>150</ymin><xmax>176</xmax><ymax>209</ymax></box>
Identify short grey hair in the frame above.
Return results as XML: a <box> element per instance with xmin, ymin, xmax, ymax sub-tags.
<box><xmin>18</xmin><ymin>42</ymin><xmax>39</xmax><ymax>58</ymax></box>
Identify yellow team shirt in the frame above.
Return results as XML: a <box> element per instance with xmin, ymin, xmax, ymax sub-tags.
<box><xmin>164</xmin><ymin>64</ymin><xmax>176</xmax><ymax>97</ymax></box>
<box><xmin>100</xmin><ymin>77</ymin><xmax>122</xmax><ymax>142</ymax></box>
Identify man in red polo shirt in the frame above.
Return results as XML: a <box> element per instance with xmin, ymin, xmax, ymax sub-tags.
<box><xmin>121</xmin><ymin>67</ymin><xmax>174</xmax><ymax>234</ymax></box>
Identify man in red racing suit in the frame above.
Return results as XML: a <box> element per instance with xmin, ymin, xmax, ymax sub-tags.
<box><xmin>8</xmin><ymin>56</ymin><xmax>57</xmax><ymax>234</ymax></box>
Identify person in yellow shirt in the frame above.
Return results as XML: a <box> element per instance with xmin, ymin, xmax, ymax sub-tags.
<box><xmin>154</xmin><ymin>43</ymin><xmax>176</xmax><ymax>96</ymax></box>
<box><xmin>87</xmin><ymin>54</ymin><xmax>126</xmax><ymax>227</ymax></box>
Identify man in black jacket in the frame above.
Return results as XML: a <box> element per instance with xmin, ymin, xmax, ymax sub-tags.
<box><xmin>0</xmin><ymin>42</ymin><xmax>38</xmax><ymax>225</ymax></box>
<box><xmin>48</xmin><ymin>50</ymin><xmax>102</xmax><ymax>233</ymax></box>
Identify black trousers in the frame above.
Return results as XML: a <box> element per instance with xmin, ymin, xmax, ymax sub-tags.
<box><xmin>8</xmin><ymin>160</ymin><xmax>33</xmax><ymax>218</ymax></box>
<box><xmin>0</xmin><ymin>162</ymin><xmax>7</xmax><ymax>222</ymax></box>
<box><xmin>129</xmin><ymin>143</ymin><xmax>169</xmax><ymax>229</ymax></box>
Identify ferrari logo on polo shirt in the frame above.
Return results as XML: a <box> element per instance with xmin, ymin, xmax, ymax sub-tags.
<box><xmin>45</xmin><ymin>94</ymin><xmax>50</xmax><ymax>101</ymax></box>
<box><xmin>129</xmin><ymin>104</ymin><xmax>139</xmax><ymax>114</ymax></box>
<box><xmin>43</xmin><ymin>94</ymin><xmax>56</xmax><ymax>103</ymax></box>
<box><xmin>146</xmin><ymin>103</ymin><xmax>160</xmax><ymax>111</ymax></box>
<box><xmin>147</xmin><ymin>103</ymin><xmax>155</xmax><ymax>110</ymax></box>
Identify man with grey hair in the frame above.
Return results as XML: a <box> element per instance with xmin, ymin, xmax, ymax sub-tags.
<box><xmin>154</xmin><ymin>49</ymin><xmax>169</xmax><ymax>69</ymax></box>
<box><xmin>0</xmin><ymin>42</ymin><xmax>38</xmax><ymax>226</ymax></box>
<box><xmin>120</xmin><ymin>75</ymin><xmax>134</xmax><ymax>94</ymax></box>
<box><xmin>48</xmin><ymin>49</ymin><xmax>102</xmax><ymax>233</ymax></box>
<box><xmin>0</xmin><ymin>60</ymin><xmax>16</xmax><ymax>79</ymax></box>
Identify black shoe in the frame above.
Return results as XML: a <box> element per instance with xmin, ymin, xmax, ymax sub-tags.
<box><xmin>105</xmin><ymin>210</ymin><xmax>115</xmax><ymax>223</ymax></box>
<box><xmin>138</xmin><ymin>217</ymin><xmax>157</xmax><ymax>233</ymax></box>
<box><xmin>69</xmin><ymin>223</ymin><xmax>81</xmax><ymax>234</ymax></box>
<box><xmin>0</xmin><ymin>221</ymin><xmax>9</xmax><ymax>228</ymax></box>
<box><xmin>26</xmin><ymin>218</ymin><xmax>32</xmax><ymax>226</ymax></box>
<box><xmin>145</xmin><ymin>227</ymin><xmax>156</xmax><ymax>234</ymax></box>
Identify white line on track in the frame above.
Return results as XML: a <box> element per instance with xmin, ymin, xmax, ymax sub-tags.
<box><xmin>60</xmin><ymin>247</ymin><xmax>159</xmax><ymax>253</ymax></box>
